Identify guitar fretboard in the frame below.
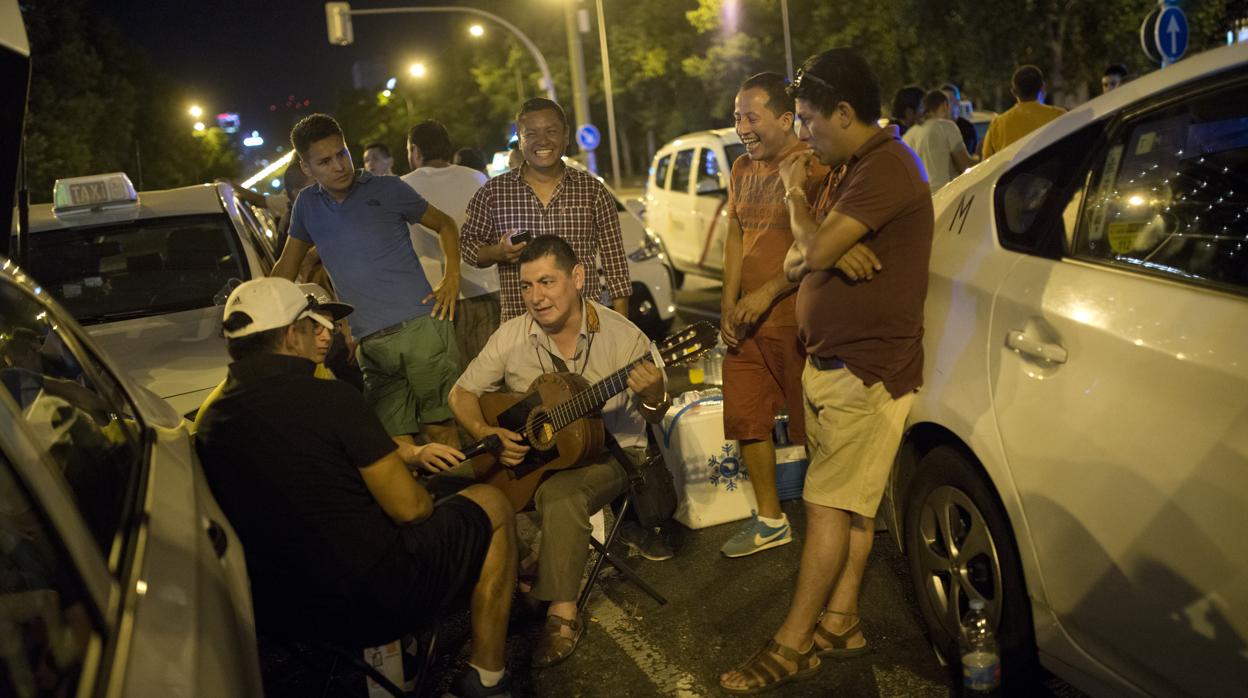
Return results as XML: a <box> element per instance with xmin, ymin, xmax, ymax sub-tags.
<box><xmin>547</xmin><ymin>358</ymin><xmax>646</xmax><ymax>431</ymax></box>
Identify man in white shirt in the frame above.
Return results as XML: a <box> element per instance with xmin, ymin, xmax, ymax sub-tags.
<box><xmin>402</xmin><ymin>120</ymin><xmax>500</xmax><ymax>369</ymax></box>
<box><xmin>902</xmin><ymin>90</ymin><xmax>976</xmax><ymax>192</ymax></box>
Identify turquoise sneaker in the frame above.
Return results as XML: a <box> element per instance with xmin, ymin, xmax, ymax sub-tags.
<box><xmin>720</xmin><ymin>511</ymin><xmax>793</xmax><ymax>558</ymax></box>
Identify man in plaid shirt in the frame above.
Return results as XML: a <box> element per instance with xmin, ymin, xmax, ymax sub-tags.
<box><xmin>460</xmin><ymin>98</ymin><xmax>631</xmax><ymax>321</ymax></box>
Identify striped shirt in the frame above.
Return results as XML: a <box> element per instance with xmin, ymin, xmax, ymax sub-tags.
<box><xmin>726</xmin><ymin>142</ymin><xmax>827</xmax><ymax>328</ymax></box>
<box><xmin>460</xmin><ymin>165</ymin><xmax>631</xmax><ymax>321</ymax></box>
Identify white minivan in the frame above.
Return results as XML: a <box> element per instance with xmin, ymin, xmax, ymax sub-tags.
<box><xmin>644</xmin><ymin>128</ymin><xmax>746</xmax><ymax>282</ymax></box>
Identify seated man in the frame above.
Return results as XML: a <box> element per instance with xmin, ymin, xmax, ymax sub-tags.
<box><xmin>195</xmin><ymin>277</ymin><xmax>515</xmax><ymax>697</ymax></box>
<box><xmin>448</xmin><ymin>235</ymin><xmax>670</xmax><ymax>668</ymax></box>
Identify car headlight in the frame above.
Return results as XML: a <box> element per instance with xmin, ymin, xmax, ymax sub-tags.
<box><xmin>629</xmin><ymin>232</ymin><xmax>664</xmax><ymax>262</ymax></box>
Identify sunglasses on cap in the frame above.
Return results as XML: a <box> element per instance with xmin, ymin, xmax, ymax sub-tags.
<box><xmin>788</xmin><ymin>67</ymin><xmax>834</xmax><ymax>97</ymax></box>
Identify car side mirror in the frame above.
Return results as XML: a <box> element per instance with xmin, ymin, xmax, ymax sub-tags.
<box><xmin>696</xmin><ymin>178</ymin><xmax>726</xmax><ymax>196</ymax></box>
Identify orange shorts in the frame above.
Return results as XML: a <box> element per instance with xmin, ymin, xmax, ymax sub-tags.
<box><xmin>722</xmin><ymin>324</ymin><xmax>806</xmax><ymax>443</ymax></box>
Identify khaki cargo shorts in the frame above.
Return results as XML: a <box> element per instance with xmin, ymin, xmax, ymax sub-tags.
<box><xmin>802</xmin><ymin>361</ymin><xmax>913</xmax><ymax>517</ymax></box>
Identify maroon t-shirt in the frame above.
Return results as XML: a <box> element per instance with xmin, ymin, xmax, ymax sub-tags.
<box><xmin>797</xmin><ymin>127</ymin><xmax>934</xmax><ymax>398</ymax></box>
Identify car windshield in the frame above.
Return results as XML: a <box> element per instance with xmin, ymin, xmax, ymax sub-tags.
<box><xmin>22</xmin><ymin>214</ymin><xmax>247</xmax><ymax>325</ymax></box>
<box><xmin>725</xmin><ymin>143</ymin><xmax>747</xmax><ymax>169</ymax></box>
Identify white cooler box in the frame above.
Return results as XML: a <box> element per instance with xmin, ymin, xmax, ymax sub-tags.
<box><xmin>653</xmin><ymin>391</ymin><xmax>757</xmax><ymax>529</ymax></box>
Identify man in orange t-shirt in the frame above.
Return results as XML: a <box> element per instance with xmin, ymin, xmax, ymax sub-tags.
<box><xmin>719</xmin><ymin>72</ymin><xmax>827</xmax><ymax>559</ymax></box>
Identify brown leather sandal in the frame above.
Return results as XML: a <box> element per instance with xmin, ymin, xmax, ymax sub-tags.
<box><xmin>532</xmin><ymin>615</ymin><xmax>584</xmax><ymax>668</ymax></box>
<box><xmin>813</xmin><ymin>616</ymin><xmax>870</xmax><ymax>658</ymax></box>
<box><xmin>720</xmin><ymin>639</ymin><xmax>822</xmax><ymax>694</ymax></box>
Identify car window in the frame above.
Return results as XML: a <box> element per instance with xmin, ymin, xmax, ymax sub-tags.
<box><xmin>1073</xmin><ymin>82</ymin><xmax>1248</xmax><ymax>293</ymax></box>
<box><xmin>0</xmin><ymin>449</ymin><xmax>99</xmax><ymax>698</ymax></box>
<box><xmin>22</xmin><ymin>214</ymin><xmax>248</xmax><ymax>325</ymax></box>
<box><xmin>654</xmin><ymin>154</ymin><xmax>672</xmax><ymax>190</ymax></box>
<box><xmin>724</xmin><ymin>143</ymin><xmax>747</xmax><ymax>170</ymax></box>
<box><xmin>671</xmin><ymin>148</ymin><xmax>695</xmax><ymax>195</ymax></box>
<box><xmin>234</xmin><ymin>201</ymin><xmax>274</xmax><ymax>273</ymax></box>
<box><xmin>994</xmin><ymin>122</ymin><xmax>1104</xmax><ymax>258</ymax></box>
<box><xmin>697</xmin><ymin>148</ymin><xmax>722</xmax><ymax>192</ymax></box>
<box><xmin>0</xmin><ymin>281</ymin><xmax>143</xmax><ymax>562</ymax></box>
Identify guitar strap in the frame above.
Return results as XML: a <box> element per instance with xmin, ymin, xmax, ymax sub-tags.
<box><xmin>536</xmin><ymin>301</ymin><xmax>600</xmax><ymax>375</ymax></box>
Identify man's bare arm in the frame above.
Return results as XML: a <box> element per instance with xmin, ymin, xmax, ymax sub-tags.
<box><xmin>419</xmin><ymin>204</ymin><xmax>460</xmax><ymax>320</ymax></box>
<box><xmin>359</xmin><ymin>450</ymin><xmax>433</xmax><ymax>523</ymax></box>
<box><xmin>272</xmin><ymin>236</ymin><xmax>313</xmax><ymax>281</ymax></box>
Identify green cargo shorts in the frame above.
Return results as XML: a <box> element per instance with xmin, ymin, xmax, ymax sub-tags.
<box><xmin>356</xmin><ymin>315</ymin><xmax>460</xmax><ymax>436</ymax></box>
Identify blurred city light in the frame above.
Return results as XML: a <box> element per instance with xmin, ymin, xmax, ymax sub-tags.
<box><xmin>271</xmin><ymin>178</ymin><xmax>282</xmax><ymax>189</ymax></box>
<box><xmin>243</xmin><ymin>130</ymin><xmax>265</xmax><ymax>147</ymax></box>
<box><xmin>193</xmin><ymin>121</ymin><xmax>205</xmax><ymax>132</ymax></box>
<box><xmin>386</xmin><ymin>76</ymin><xmax>398</xmax><ymax>90</ymax></box>
<box><xmin>408</xmin><ymin>62</ymin><xmax>427</xmax><ymax>78</ymax></box>
<box><xmin>242</xmin><ymin>151</ymin><xmax>295</xmax><ymax>189</ymax></box>
<box><xmin>382</xmin><ymin>89</ymin><xmax>393</xmax><ymax>97</ymax></box>
<box><xmin>188</xmin><ymin>104</ymin><xmax>203</xmax><ymax>118</ymax></box>
<box><xmin>469</xmin><ymin>24</ymin><xmax>485</xmax><ymax>37</ymax></box>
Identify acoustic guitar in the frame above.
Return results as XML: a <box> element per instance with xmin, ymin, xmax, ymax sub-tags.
<box><xmin>471</xmin><ymin>321</ymin><xmax>718</xmax><ymax>511</ymax></box>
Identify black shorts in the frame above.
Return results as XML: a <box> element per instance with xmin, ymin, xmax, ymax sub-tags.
<box><xmin>397</xmin><ymin>494</ymin><xmax>493</xmax><ymax>625</ymax></box>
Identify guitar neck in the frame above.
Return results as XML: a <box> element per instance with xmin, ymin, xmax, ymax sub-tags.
<box><xmin>548</xmin><ymin>357</ymin><xmax>646</xmax><ymax>431</ymax></box>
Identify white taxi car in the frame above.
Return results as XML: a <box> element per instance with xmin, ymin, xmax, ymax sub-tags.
<box><xmin>14</xmin><ymin>173</ymin><xmax>279</xmax><ymax>417</ymax></box>
<box><xmin>883</xmin><ymin>42</ymin><xmax>1248</xmax><ymax>695</ymax></box>
<box><xmin>644</xmin><ymin>128</ymin><xmax>746</xmax><ymax>282</ymax></box>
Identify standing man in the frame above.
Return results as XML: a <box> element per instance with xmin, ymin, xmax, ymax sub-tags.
<box><xmin>449</xmin><ymin>235</ymin><xmax>668</xmax><ymax>669</ymax></box>
<box><xmin>719</xmin><ymin>48</ymin><xmax>933</xmax><ymax>693</ymax></box>
<box><xmin>886</xmin><ymin>85</ymin><xmax>925</xmax><ymax>137</ymax></box>
<box><xmin>940</xmin><ymin>82</ymin><xmax>978</xmax><ymax>156</ymax></box>
<box><xmin>981</xmin><ymin>65</ymin><xmax>1066</xmax><ymax>158</ymax></box>
<box><xmin>402</xmin><ymin>119</ymin><xmax>500</xmax><ymax>369</ymax></box>
<box><xmin>274</xmin><ymin>113</ymin><xmax>464</xmax><ymax>448</ymax></box>
<box><xmin>718</xmin><ymin>72</ymin><xmax>825</xmax><ymax>559</ymax></box>
<box><xmin>362</xmin><ymin>142</ymin><xmax>395</xmax><ymax>176</ymax></box>
<box><xmin>460</xmin><ymin>98</ymin><xmax>632</xmax><ymax>322</ymax></box>
<box><xmin>903</xmin><ymin>90</ymin><xmax>977</xmax><ymax>192</ymax></box>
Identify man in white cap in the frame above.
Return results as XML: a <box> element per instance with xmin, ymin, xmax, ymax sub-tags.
<box><xmin>196</xmin><ymin>277</ymin><xmax>518</xmax><ymax>697</ymax></box>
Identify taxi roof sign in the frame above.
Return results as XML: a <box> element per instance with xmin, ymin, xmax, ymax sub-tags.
<box><xmin>52</xmin><ymin>172</ymin><xmax>138</xmax><ymax>216</ymax></box>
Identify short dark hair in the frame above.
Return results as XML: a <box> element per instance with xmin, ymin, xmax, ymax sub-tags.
<box><xmin>222</xmin><ymin>312</ymin><xmax>286</xmax><ymax>360</ymax></box>
<box><xmin>891</xmin><ymin>85</ymin><xmax>925</xmax><ymax>120</ymax></box>
<box><xmin>363</xmin><ymin>142</ymin><xmax>391</xmax><ymax>158</ymax></box>
<box><xmin>739</xmin><ymin>72</ymin><xmax>794</xmax><ymax>117</ymax></box>
<box><xmin>518</xmin><ymin>234</ymin><xmax>579</xmax><ymax>273</ymax></box>
<box><xmin>1104</xmin><ymin>64</ymin><xmax>1128</xmax><ymax>79</ymax></box>
<box><xmin>408</xmin><ymin>120</ymin><xmax>453</xmax><ymax>163</ymax></box>
<box><xmin>787</xmin><ymin>48</ymin><xmax>882</xmax><ymax>123</ymax></box>
<box><xmin>515</xmin><ymin>98</ymin><xmax>569</xmax><ymax>130</ymax></box>
<box><xmin>941</xmin><ymin>82</ymin><xmax>962</xmax><ymax>100</ymax></box>
<box><xmin>453</xmin><ymin>147</ymin><xmax>487</xmax><ymax>173</ymax></box>
<box><xmin>921</xmin><ymin>89</ymin><xmax>949</xmax><ymax>115</ymax></box>
<box><xmin>290</xmin><ymin>113</ymin><xmax>345</xmax><ymax>156</ymax></box>
<box><xmin>1012</xmin><ymin>65</ymin><xmax>1045</xmax><ymax>99</ymax></box>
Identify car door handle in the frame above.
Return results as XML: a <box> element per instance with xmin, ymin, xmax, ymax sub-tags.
<box><xmin>1006</xmin><ymin>330</ymin><xmax>1068</xmax><ymax>364</ymax></box>
<box><xmin>206</xmin><ymin>519</ymin><xmax>229</xmax><ymax>558</ymax></box>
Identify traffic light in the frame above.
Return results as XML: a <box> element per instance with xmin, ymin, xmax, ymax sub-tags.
<box><xmin>326</xmin><ymin>2</ymin><xmax>353</xmax><ymax>46</ymax></box>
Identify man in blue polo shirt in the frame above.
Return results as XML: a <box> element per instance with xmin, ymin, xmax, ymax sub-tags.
<box><xmin>274</xmin><ymin>113</ymin><xmax>464</xmax><ymax>448</ymax></box>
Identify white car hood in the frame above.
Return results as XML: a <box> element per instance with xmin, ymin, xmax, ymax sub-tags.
<box><xmin>84</xmin><ymin>306</ymin><xmax>228</xmax><ymax>415</ymax></box>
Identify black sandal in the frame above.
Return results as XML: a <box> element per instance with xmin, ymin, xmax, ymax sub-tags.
<box><xmin>720</xmin><ymin>639</ymin><xmax>821</xmax><ymax>694</ymax></box>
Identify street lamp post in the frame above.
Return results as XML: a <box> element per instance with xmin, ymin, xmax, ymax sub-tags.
<box><xmin>781</xmin><ymin>0</ymin><xmax>794</xmax><ymax>81</ymax></box>
<box><xmin>593</xmin><ymin>0</ymin><xmax>621</xmax><ymax>190</ymax></box>
<box><xmin>328</xmin><ymin>3</ymin><xmax>557</xmax><ymax>102</ymax></box>
<box><xmin>564</xmin><ymin>0</ymin><xmax>596</xmax><ymax>174</ymax></box>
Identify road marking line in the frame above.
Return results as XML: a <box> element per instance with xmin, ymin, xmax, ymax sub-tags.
<box><xmin>676</xmin><ymin>305</ymin><xmax>721</xmax><ymax>320</ymax></box>
<box><xmin>589</xmin><ymin>595</ymin><xmax>707</xmax><ymax>697</ymax></box>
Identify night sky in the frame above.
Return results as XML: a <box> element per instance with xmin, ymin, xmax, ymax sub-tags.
<box><xmin>91</xmin><ymin>0</ymin><xmax>480</xmax><ymax>145</ymax></box>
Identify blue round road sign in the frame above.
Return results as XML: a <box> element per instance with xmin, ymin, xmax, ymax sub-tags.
<box><xmin>576</xmin><ymin>124</ymin><xmax>601</xmax><ymax>151</ymax></box>
<box><xmin>1156</xmin><ymin>6</ymin><xmax>1188</xmax><ymax>62</ymax></box>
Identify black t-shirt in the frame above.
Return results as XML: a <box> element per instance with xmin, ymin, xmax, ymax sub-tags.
<box><xmin>955</xmin><ymin>116</ymin><xmax>978</xmax><ymax>155</ymax></box>
<box><xmin>195</xmin><ymin>353</ymin><xmax>407</xmax><ymax>640</ymax></box>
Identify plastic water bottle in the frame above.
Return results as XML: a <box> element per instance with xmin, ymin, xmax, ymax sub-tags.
<box><xmin>960</xmin><ymin>598</ymin><xmax>1001</xmax><ymax>695</ymax></box>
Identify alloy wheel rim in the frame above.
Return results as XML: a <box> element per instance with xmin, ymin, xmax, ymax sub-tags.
<box><xmin>915</xmin><ymin>485</ymin><xmax>1003</xmax><ymax>637</ymax></box>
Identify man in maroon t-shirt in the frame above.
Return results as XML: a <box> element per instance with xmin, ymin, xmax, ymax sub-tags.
<box><xmin>720</xmin><ymin>48</ymin><xmax>934</xmax><ymax>693</ymax></box>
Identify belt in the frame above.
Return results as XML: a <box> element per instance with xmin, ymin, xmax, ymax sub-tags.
<box><xmin>809</xmin><ymin>355</ymin><xmax>846</xmax><ymax>371</ymax></box>
<box><xmin>362</xmin><ymin>316</ymin><xmax>421</xmax><ymax>343</ymax></box>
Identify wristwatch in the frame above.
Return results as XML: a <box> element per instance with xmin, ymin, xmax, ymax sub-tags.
<box><xmin>641</xmin><ymin>390</ymin><xmax>670</xmax><ymax>411</ymax></box>
<box><xmin>783</xmin><ymin>185</ymin><xmax>807</xmax><ymax>205</ymax></box>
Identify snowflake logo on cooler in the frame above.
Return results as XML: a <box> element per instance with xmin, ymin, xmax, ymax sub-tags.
<box><xmin>708</xmin><ymin>442</ymin><xmax>748</xmax><ymax>491</ymax></box>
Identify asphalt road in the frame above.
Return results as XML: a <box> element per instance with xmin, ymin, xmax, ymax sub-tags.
<box><xmin>261</xmin><ymin>274</ymin><xmax>1085</xmax><ymax>697</ymax></box>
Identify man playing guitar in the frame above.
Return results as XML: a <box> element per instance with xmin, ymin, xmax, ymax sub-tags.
<box><xmin>449</xmin><ymin>235</ymin><xmax>669</xmax><ymax>669</ymax></box>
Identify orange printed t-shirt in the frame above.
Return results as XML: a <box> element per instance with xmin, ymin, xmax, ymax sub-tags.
<box><xmin>725</xmin><ymin>142</ymin><xmax>828</xmax><ymax>328</ymax></box>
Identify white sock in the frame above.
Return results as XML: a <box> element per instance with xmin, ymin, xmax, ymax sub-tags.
<box><xmin>759</xmin><ymin>513</ymin><xmax>787</xmax><ymax>528</ymax></box>
<box><xmin>470</xmin><ymin>663</ymin><xmax>504</xmax><ymax>688</ymax></box>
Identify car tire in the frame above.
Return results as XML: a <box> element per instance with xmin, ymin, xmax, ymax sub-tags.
<box><xmin>628</xmin><ymin>283</ymin><xmax>670</xmax><ymax>339</ymax></box>
<box><xmin>904</xmin><ymin>445</ymin><xmax>1037</xmax><ymax>683</ymax></box>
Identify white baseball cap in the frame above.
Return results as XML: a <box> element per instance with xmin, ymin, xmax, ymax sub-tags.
<box><xmin>298</xmin><ymin>283</ymin><xmax>354</xmax><ymax>321</ymax></box>
<box><xmin>222</xmin><ymin>277</ymin><xmax>334</xmax><ymax>338</ymax></box>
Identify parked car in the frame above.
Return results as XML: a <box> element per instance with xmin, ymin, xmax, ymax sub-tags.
<box><xmin>13</xmin><ymin>174</ymin><xmax>279</xmax><ymax>417</ymax></box>
<box><xmin>644</xmin><ymin>128</ymin><xmax>746</xmax><ymax>283</ymax></box>
<box><xmin>2</xmin><ymin>7</ymin><xmax>262</xmax><ymax>697</ymax></box>
<box><xmin>882</xmin><ymin>42</ymin><xmax>1248</xmax><ymax>696</ymax></box>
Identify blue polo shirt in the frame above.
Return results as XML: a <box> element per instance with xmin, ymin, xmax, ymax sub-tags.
<box><xmin>289</xmin><ymin>171</ymin><xmax>433</xmax><ymax>338</ymax></box>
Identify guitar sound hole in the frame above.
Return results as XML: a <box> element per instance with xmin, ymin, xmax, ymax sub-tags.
<box><xmin>525</xmin><ymin>407</ymin><xmax>557</xmax><ymax>451</ymax></box>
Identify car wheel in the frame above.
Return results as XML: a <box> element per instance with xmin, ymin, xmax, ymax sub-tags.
<box><xmin>904</xmin><ymin>445</ymin><xmax>1036</xmax><ymax>680</ymax></box>
<box><xmin>671</xmin><ymin>267</ymin><xmax>685</xmax><ymax>289</ymax></box>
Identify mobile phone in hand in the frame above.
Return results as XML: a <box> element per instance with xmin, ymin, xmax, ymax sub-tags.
<box><xmin>509</xmin><ymin>230</ymin><xmax>532</xmax><ymax>245</ymax></box>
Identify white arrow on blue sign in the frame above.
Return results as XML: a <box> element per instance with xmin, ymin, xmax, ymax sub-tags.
<box><xmin>1155</xmin><ymin>6</ymin><xmax>1188</xmax><ymax>62</ymax></box>
<box><xmin>576</xmin><ymin>124</ymin><xmax>601</xmax><ymax>151</ymax></box>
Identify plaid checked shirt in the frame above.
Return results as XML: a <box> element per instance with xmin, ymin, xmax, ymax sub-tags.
<box><xmin>460</xmin><ymin>165</ymin><xmax>632</xmax><ymax>321</ymax></box>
